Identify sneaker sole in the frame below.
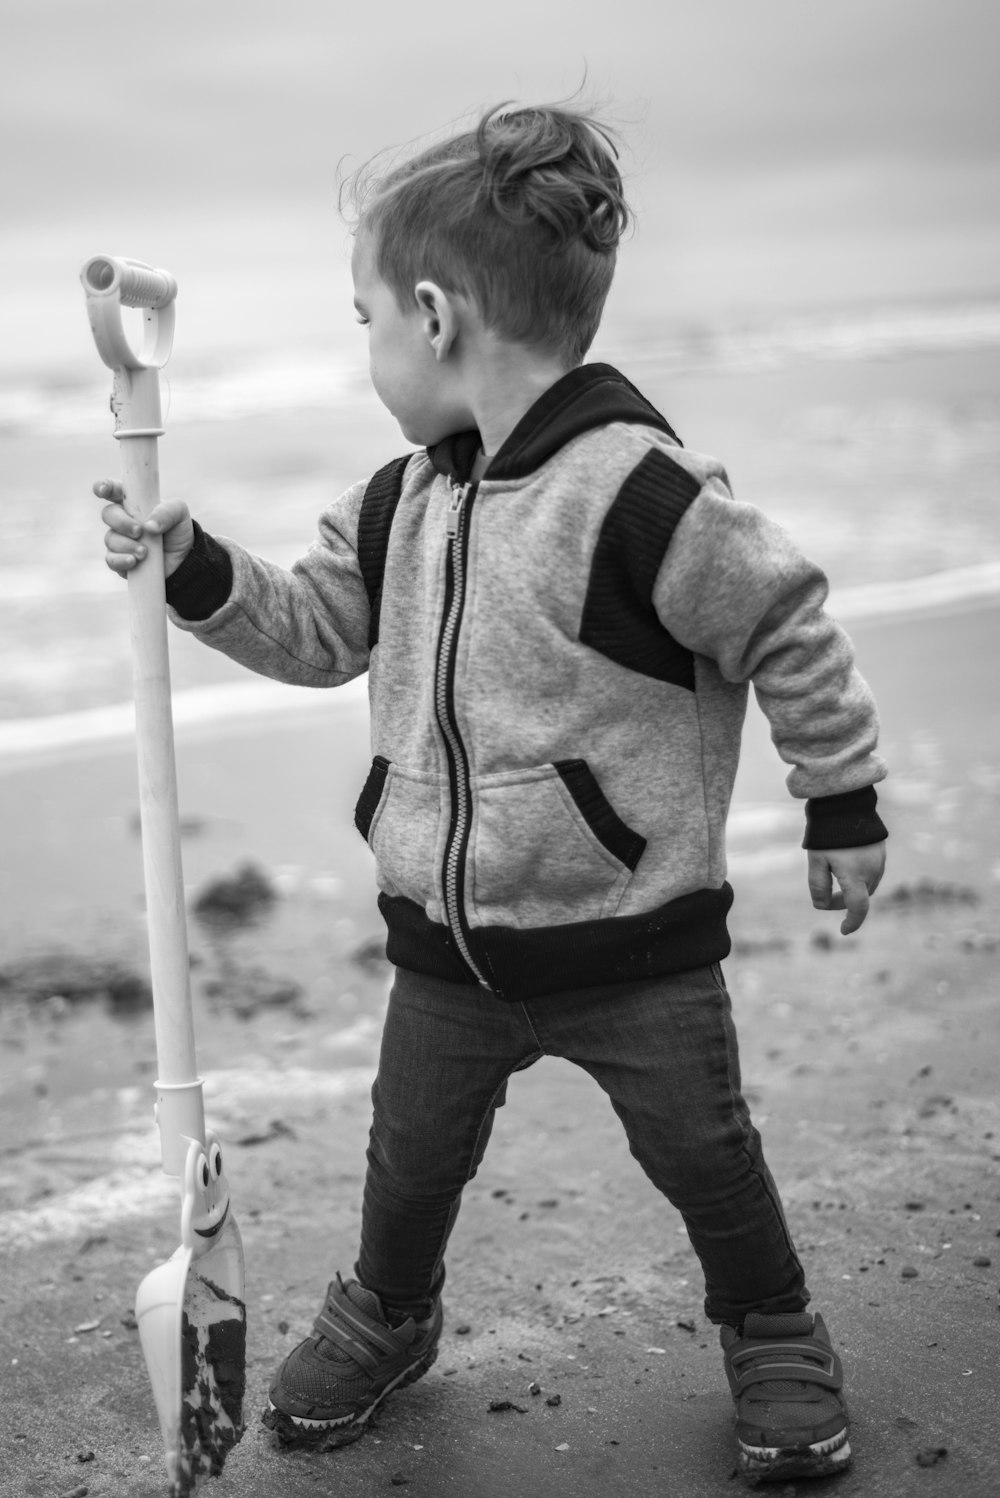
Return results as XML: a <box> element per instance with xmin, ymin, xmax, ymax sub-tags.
<box><xmin>738</xmin><ymin>1429</ymin><xmax>851</xmax><ymax>1484</ymax></box>
<box><xmin>262</xmin><ymin>1343</ymin><xmax>439</xmax><ymax>1449</ymax></box>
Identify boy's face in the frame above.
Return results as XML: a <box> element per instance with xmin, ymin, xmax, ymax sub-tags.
<box><xmin>351</xmin><ymin>231</ymin><xmax>469</xmax><ymax>447</ymax></box>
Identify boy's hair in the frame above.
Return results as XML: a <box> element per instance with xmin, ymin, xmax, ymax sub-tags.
<box><xmin>344</xmin><ymin>104</ymin><xmax>630</xmax><ymax>366</ymax></box>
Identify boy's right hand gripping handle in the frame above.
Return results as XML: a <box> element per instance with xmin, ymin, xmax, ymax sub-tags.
<box><xmin>81</xmin><ymin>254</ymin><xmax>177</xmax><ymax>373</ymax></box>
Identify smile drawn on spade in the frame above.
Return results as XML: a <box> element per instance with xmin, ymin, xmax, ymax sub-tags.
<box><xmin>181</xmin><ymin>1134</ymin><xmax>232</xmax><ymax>1257</ymax></box>
<box><xmin>195</xmin><ymin>1202</ymin><xmax>229</xmax><ymax>1239</ymax></box>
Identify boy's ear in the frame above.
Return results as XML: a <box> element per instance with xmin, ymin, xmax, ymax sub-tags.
<box><xmin>414</xmin><ymin>280</ymin><xmax>460</xmax><ymax>362</ymax></box>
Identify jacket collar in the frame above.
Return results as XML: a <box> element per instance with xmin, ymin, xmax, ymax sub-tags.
<box><xmin>427</xmin><ymin>363</ymin><xmax>680</xmax><ymax>484</ymax></box>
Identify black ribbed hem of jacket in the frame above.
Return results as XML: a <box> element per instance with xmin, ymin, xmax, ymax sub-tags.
<box><xmin>802</xmin><ymin>785</ymin><xmax>888</xmax><ymax>850</ymax></box>
<box><xmin>378</xmin><ymin>885</ymin><xmax>734</xmax><ymax>1002</ymax></box>
<box><xmin>164</xmin><ymin>521</ymin><xmax>234</xmax><ymax>620</ymax></box>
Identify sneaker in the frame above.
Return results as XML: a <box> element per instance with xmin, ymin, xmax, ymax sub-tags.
<box><xmin>720</xmin><ymin>1311</ymin><xmax>851</xmax><ymax>1483</ymax></box>
<box><xmin>263</xmin><ymin>1273</ymin><xmax>442</xmax><ymax>1447</ymax></box>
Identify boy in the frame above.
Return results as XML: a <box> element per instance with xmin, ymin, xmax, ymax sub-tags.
<box><xmin>99</xmin><ymin>103</ymin><xmax>886</xmax><ymax>1484</ymax></box>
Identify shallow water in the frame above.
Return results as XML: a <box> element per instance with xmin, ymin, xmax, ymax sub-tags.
<box><xmin>3</xmin><ymin>302</ymin><xmax>999</xmax><ymax>728</ymax></box>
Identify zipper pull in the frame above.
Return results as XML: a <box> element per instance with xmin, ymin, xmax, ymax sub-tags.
<box><xmin>446</xmin><ymin>483</ymin><xmax>469</xmax><ymax>538</ymax></box>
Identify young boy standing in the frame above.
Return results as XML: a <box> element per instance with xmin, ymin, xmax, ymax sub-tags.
<box><xmin>100</xmin><ymin>103</ymin><xmax>886</xmax><ymax>1484</ymax></box>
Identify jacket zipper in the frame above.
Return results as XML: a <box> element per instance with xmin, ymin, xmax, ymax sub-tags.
<box><xmin>436</xmin><ymin>479</ymin><xmax>489</xmax><ymax>986</ymax></box>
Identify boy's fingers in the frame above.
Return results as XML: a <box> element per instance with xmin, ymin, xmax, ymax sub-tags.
<box><xmin>144</xmin><ymin>498</ymin><xmax>190</xmax><ymax>534</ymax></box>
<box><xmin>102</xmin><ymin>503</ymin><xmax>144</xmax><ymax>539</ymax></box>
<box><xmin>839</xmin><ymin>876</ymin><xmax>870</xmax><ymax>935</ymax></box>
<box><xmin>144</xmin><ymin>500</ymin><xmax>179</xmax><ymax>536</ymax></box>
<box><xmin>101</xmin><ymin>497</ymin><xmax>186</xmax><ymax>537</ymax></box>
<box><xmin>94</xmin><ymin>474</ymin><xmax>188</xmax><ymax>535</ymax></box>
<box><xmin>105</xmin><ymin>528</ymin><xmax>145</xmax><ymax>554</ymax></box>
<box><xmin>807</xmin><ymin>854</ymin><xmax>833</xmax><ymax>909</ymax></box>
<box><xmin>808</xmin><ymin>844</ymin><xmax>884</xmax><ymax>932</ymax></box>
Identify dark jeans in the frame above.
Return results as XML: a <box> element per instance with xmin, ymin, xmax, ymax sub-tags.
<box><xmin>355</xmin><ymin>963</ymin><xmax>808</xmax><ymax>1328</ymax></box>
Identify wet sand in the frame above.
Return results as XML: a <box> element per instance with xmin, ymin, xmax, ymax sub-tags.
<box><xmin>1</xmin><ymin>598</ymin><xmax>998</xmax><ymax>1496</ymax></box>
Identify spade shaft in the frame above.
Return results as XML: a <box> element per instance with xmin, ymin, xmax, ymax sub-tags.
<box><xmin>82</xmin><ymin>257</ymin><xmax>245</xmax><ymax>1497</ymax></box>
<box><xmin>81</xmin><ymin>256</ymin><xmax>205</xmax><ymax>1172</ymax></box>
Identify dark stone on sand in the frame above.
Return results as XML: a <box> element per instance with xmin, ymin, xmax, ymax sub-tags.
<box><xmin>193</xmin><ymin>861</ymin><xmax>277</xmax><ymax>931</ymax></box>
<box><xmin>883</xmin><ymin>878</ymin><xmax>979</xmax><ymax>910</ymax></box>
<box><xmin>237</xmin><ymin>1118</ymin><xmax>297</xmax><ymax>1147</ymax></box>
<box><xmin>201</xmin><ymin>961</ymin><xmax>304</xmax><ymax>1019</ymax></box>
<box><xmin>77</xmin><ymin>1235</ymin><xmax>108</xmax><ymax>1253</ymax></box>
<box><xmin>917</xmin><ymin>1094</ymin><xmax>955</xmax><ymax>1118</ymax></box>
<box><xmin>0</xmin><ymin>953</ymin><xmax>151</xmax><ymax>1012</ymax></box>
<box><xmin>350</xmin><ymin>934</ymin><xmax>390</xmax><ymax>971</ymax></box>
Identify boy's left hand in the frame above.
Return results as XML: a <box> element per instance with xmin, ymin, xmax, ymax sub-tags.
<box><xmin>807</xmin><ymin>844</ymin><xmax>886</xmax><ymax>935</ymax></box>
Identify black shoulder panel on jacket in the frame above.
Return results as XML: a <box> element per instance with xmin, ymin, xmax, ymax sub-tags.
<box><xmin>580</xmin><ymin>447</ymin><xmax>700</xmax><ymax>690</ymax></box>
<box><xmin>357</xmin><ymin>454</ymin><xmax>412</xmax><ymax>649</ymax></box>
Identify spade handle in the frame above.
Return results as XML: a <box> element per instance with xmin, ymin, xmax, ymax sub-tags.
<box><xmin>81</xmin><ymin>255</ymin><xmax>204</xmax><ymax>1175</ymax></box>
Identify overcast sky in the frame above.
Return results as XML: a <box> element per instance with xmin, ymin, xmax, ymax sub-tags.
<box><xmin>3</xmin><ymin>0</ymin><xmax>998</xmax><ymax>374</ymax></box>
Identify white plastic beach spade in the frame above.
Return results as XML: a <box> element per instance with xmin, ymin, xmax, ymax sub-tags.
<box><xmin>81</xmin><ymin>256</ymin><xmax>246</xmax><ymax>1494</ymax></box>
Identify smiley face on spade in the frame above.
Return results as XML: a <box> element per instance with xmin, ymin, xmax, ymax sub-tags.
<box><xmin>180</xmin><ymin>1131</ymin><xmax>232</xmax><ymax>1257</ymax></box>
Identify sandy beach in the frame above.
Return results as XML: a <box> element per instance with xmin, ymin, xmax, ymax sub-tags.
<box><xmin>3</xmin><ymin>2</ymin><xmax>998</xmax><ymax>1492</ymax></box>
<box><xmin>1</xmin><ymin>595</ymin><xmax>998</xmax><ymax>1497</ymax></box>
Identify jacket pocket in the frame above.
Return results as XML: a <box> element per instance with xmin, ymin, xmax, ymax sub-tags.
<box><xmin>354</xmin><ymin>755</ymin><xmax>390</xmax><ymax>841</ymax></box>
<box><xmin>355</xmin><ymin>757</ymin><xmax>445</xmax><ymax>912</ymax></box>
<box><xmin>469</xmin><ymin>759</ymin><xmax>646</xmax><ymax>929</ymax></box>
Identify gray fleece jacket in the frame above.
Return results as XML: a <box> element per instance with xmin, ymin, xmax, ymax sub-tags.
<box><xmin>166</xmin><ymin>363</ymin><xmax>887</xmax><ymax>1001</ymax></box>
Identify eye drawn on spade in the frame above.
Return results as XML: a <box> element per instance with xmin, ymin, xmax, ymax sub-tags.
<box><xmin>181</xmin><ymin>1130</ymin><xmax>232</xmax><ymax>1257</ymax></box>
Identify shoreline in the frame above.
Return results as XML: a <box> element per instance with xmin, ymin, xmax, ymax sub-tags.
<box><xmin>2</xmin><ymin>564</ymin><xmax>999</xmax><ymax>768</ymax></box>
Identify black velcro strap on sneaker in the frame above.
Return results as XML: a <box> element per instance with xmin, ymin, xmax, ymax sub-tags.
<box><xmin>728</xmin><ymin>1339</ymin><xmax>844</xmax><ymax>1395</ymax></box>
<box><xmin>313</xmin><ymin>1282</ymin><xmax>409</xmax><ymax>1374</ymax></box>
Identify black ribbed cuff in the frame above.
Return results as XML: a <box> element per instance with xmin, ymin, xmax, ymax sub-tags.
<box><xmin>165</xmin><ymin>521</ymin><xmax>234</xmax><ymax>621</ymax></box>
<box><xmin>802</xmin><ymin>785</ymin><xmax>888</xmax><ymax>850</ymax></box>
